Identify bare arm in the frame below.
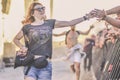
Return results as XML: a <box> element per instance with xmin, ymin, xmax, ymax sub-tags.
<box><xmin>91</xmin><ymin>9</ymin><xmax>120</xmax><ymax>28</ymax></box>
<box><xmin>79</xmin><ymin>25</ymin><xmax>94</xmax><ymax>35</ymax></box>
<box><xmin>13</xmin><ymin>30</ymin><xmax>28</xmax><ymax>54</ymax></box>
<box><xmin>106</xmin><ymin>6</ymin><xmax>120</xmax><ymax>15</ymax></box>
<box><xmin>104</xmin><ymin>16</ymin><xmax>120</xmax><ymax>28</ymax></box>
<box><xmin>53</xmin><ymin>31</ymin><xmax>66</xmax><ymax>37</ymax></box>
<box><xmin>13</xmin><ymin>30</ymin><xmax>24</xmax><ymax>49</ymax></box>
<box><xmin>54</xmin><ymin>16</ymin><xmax>89</xmax><ymax>28</ymax></box>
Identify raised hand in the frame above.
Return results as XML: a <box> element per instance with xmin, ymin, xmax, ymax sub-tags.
<box><xmin>85</xmin><ymin>12</ymin><xmax>95</xmax><ymax>19</ymax></box>
<box><xmin>90</xmin><ymin>9</ymin><xmax>107</xmax><ymax>19</ymax></box>
<box><xmin>90</xmin><ymin>25</ymin><xmax>94</xmax><ymax>29</ymax></box>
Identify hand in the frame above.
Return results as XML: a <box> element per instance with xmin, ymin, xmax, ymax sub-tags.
<box><xmin>90</xmin><ymin>9</ymin><xmax>107</xmax><ymax>19</ymax></box>
<box><xmin>19</xmin><ymin>46</ymin><xmax>28</xmax><ymax>56</ymax></box>
<box><xmin>85</xmin><ymin>12</ymin><xmax>95</xmax><ymax>19</ymax></box>
<box><xmin>20</xmin><ymin>46</ymin><xmax>28</xmax><ymax>52</ymax></box>
<box><xmin>90</xmin><ymin>25</ymin><xmax>94</xmax><ymax>29</ymax></box>
<box><xmin>61</xmin><ymin>56</ymin><xmax>68</xmax><ymax>61</ymax></box>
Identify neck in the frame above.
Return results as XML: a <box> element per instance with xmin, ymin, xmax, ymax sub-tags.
<box><xmin>32</xmin><ymin>19</ymin><xmax>44</xmax><ymax>25</ymax></box>
<box><xmin>71</xmin><ymin>29</ymin><xmax>75</xmax><ymax>31</ymax></box>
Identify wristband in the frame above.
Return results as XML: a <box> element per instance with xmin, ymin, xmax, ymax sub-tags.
<box><xmin>102</xmin><ymin>10</ymin><xmax>107</xmax><ymax>20</ymax></box>
<box><xmin>83</xmin><ymin>16</ymin><xmax>89</xmax><ymax>20</ymax></box>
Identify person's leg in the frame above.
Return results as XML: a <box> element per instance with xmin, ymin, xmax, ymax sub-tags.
<box><xmin>24</xmin><ymin>66</ymin><xmax>37</xmax><ymax>80</ymax></box>
<box><xmin>84</xmin><ymin>55</ymin><xmax>87</xmax><ymax>71</ymax></box>
<box><xmin>74</xmin><ymin>62</ymin><xmax>80</xmax><ymax>80</ymax></box>
<box><xmin>24</xmin><ymin>62</ymin><xmax>52</xmax><ymax>80</ymax></box>
<box><xmin>73</xmin><ymin>50</ymin><xmax>81</xmax><ymax>80</ymax></box>
<box><xmin>38</xmin><ymin>62</ymin><xmax>52</xmax><ymax>80</ymax></box>
<box><xmin>88</xmin><ymin>54</ymin><xmax>92</xmax><ymax>71</ymax></box>
<box><xmin>70</xmin><ymin>64</ymin><xmax>75</xmax><ymax>73</ymax></box>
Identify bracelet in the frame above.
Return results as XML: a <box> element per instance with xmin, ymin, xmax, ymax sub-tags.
<box><xmin>102</xmin><ymin>10</ymin><xmax>107</xmax><ymax>20</ymax></box>
<box><xmin>83</xmin><ymin>16</ymin><xmax>89</xmax><ymax>20</ymax></box>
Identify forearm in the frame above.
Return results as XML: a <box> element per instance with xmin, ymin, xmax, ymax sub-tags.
<box><xmin>106</xmin><ymin>6</ymin><xmax>120</xmax><ymax>15</ymax></box>
<box><xmin>55</xmin><ymin>16</ymin><xmax>87</xmax><ymax>28</ymax></box>
<box><xmin>69</xmin><ymin>17</ymin><xmax>87</xmax><ymax>26</ymax></box>
<box><xmin>13</xmin><ymin>39</ymin><xmax>24</xmax><ymax>49</ymax></box>
<box><xmin>104</xmin><ymin>16</ymin><xmax>120</xmax><ymax>28</ymax></box>
<box><xmin>85</xmin><ymin>28</ymin><xmax>92</xmax><ymax>35</ymax></box>
<box><xmin>53</xmin><ymin>32</ymin><xmax>65</xmax><ymax>36</ymax></box>
<box><xmin>81</xmin><ymin>28</ymin><xmax>92</xmax><ymax>35</ymax></box>
<box><xmin>53</xmin><ymin>34</ymin><xmax>61</xmax><ymax>37</ymax></box>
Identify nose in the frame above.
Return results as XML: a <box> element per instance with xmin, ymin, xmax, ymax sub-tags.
<box><xmin>40</xmin><ymin>9</ymin><xmax>44</xmax><ymax>12</ymax></box>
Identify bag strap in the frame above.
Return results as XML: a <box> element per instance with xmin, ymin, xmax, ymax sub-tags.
<box><xmin>25</xmin><ymin>66</ymin><xmax>31</xmax><ymax>75</ymax></box>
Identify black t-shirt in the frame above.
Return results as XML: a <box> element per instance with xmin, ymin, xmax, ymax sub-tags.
<box><xmin>22</xmin><ymin>19</ymin><xmax>56</xmax><ymax>58</ymax></box>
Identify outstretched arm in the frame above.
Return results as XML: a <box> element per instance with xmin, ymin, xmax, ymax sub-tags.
<box><xmin>104</xmin><ymin>6</ymin><xmax>120</xmax><ymax>28</ymax></box>
<box><xmin>91</xmin><ymin>9</ymin><xmax>120</xmax><ymax>28</ymax></box>
<box><xmin>104</xmin><ymin>16</ymin><xmax>120</xmax><ymax>28</ymax></box>
<box><xmin>54</xmin><ymin>14</ymin><xmax>93</xmax><ymax>28</ymax></box>
<box><xmin>106</xmin><ymin>6</ymin><xmax>120</xmax><ymax>15</ymax></box>
<box><xmin>53</xmin><ymin>31</ymin><xmax>66</xmax><ymax>37</ymax></box>
<box><xmin>79</xmin><ymin>25</ymin><xmax>94</xmax><ymax>35</ymax></box>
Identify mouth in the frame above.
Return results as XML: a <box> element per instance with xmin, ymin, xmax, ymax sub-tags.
<box><xmin>40</xmin><ymin>12</ymin><xmax>45</xmax><ymax>15</ymax></box>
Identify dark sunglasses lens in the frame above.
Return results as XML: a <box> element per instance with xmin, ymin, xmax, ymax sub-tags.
<box><xmin>36</xmin><ymin>7</ymin><xmax>45</xmax><ymax>12</ymax></box>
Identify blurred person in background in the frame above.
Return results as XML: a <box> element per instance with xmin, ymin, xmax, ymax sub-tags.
<box><xmin>53</xmin><ymin>25</ymin><xmax>94</xmax><ymax>80</ymax></box>
<box><xmin>83</xmin><ymin>34</ymin><xmax>96</xmax><ymax>71</ymax></box>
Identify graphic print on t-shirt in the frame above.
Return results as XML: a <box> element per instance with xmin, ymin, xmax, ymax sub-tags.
<box><xmin>28</xmin><ymin>25</ymin><xmax>52</xmax><ymax>46</ymax></box>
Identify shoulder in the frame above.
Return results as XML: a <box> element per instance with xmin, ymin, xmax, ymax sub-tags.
<box><xmin>45</xmin><ymin>19</ymin><xmax>56</xmax><ymax>23</ymax></box>
<box><xmin>22</xmin><ymin>24</ymin><xmax>31</xmax><ymax>33</ymax></box>
<box><xmin>45</xmin><ymin>19</ymin><xmax>56</xmax><ymax>28</ymax></box>
<box><xmin>22</xmin><ymin>24</ymin><xmax>31</xmax><ymax>28</ymax></box>
<box><xmin>66</xmin><ymin>30</ymin><xmax>70</xmax><ymax>35</ymax></box>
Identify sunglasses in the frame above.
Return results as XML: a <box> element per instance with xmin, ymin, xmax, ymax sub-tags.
<box><xmin>34</xmin><ymin>7</ymin><xmax>45</xmax><ymax>12</ymax></box>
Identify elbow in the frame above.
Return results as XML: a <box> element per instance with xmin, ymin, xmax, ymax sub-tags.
<box><xmin>13</xmin><ymin>37</ymin><xmax>19</xmax><ymax>44</ymax></box>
